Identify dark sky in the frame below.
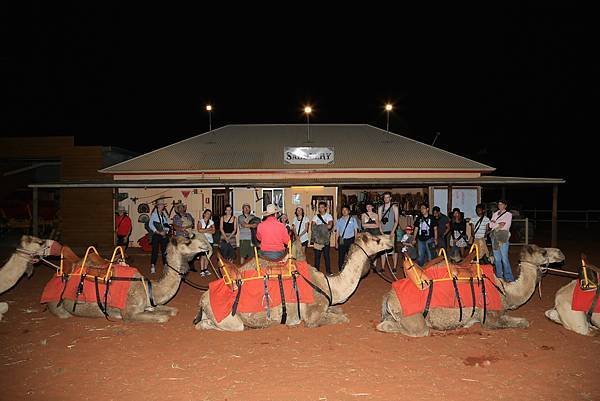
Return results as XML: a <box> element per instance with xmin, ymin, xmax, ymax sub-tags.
<box><xmin>2</xmin><ymin>5</ymin><xmax>595</xmax><ymax>207</ymax></box>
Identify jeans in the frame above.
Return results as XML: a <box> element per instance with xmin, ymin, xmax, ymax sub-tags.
<box><xmin>259</xmin><ymin>250</ymin><xmax>286</xmax><ymax>260</ymax></box>
<box><xmin>493</xmin><ymin>241</ymin><xmax>514</xmax><ymax>281</ymax></box>
<box><xmin>151</xmin><ymin>233</ymin><xmax>169</xmax><ymax>265</ymax></box>
<box><xmin>338</xmin><ymin>237</ymin><xmax>355</xmax><ymax>271</ymax></box>
<box><xmin>417</xmin><ymin>238</ymin><xmax>435</xmax><ymax>266</ymax></box>
<box><xmin>314</xmin><ymin>245</ymin><xmax>331</xmax><ymax>274</ymax></box>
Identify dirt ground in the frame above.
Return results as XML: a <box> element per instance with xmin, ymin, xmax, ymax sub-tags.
<box><xmin>1</xmin><ymin>227</ymin><xmax>599</xmax><ymax>401</ymax></box>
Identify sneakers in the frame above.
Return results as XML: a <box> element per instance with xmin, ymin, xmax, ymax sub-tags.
<box><xmin>150</xmin><ymin>264</ymin><xmax>156</xmax><ymax>274</ymax></box>
<box><xmin>199</xmin><ymin>269</ymin><xmax>211</xmax><ymax>277</ymax></box>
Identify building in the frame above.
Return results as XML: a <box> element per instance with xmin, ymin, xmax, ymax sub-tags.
<box><xmin>29</xmin><ymin>125</ymin><xmax>564</xmax><ymax>248</ymax></box>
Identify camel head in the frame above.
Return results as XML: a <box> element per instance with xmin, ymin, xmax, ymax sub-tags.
<box><xmin>520</xmin><ymin>244</ymin><xmax>565</xmax><ymax>268</ymax></box>
<box><xmin>17</xmin><ymin>236</ymin><xmax>61</xmax><ymax>276</ymax></box>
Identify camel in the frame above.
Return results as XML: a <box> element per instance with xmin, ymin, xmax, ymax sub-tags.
<box><xmin>45</xmin><ymin>234</ymin><xmax>212</xmax><ymax>323</ymax></box>
<box><xmin>545</xmin><ymin>259</ymin><xmax>600</xmax><ymax>335</ymax></box>
<box><xmin>377</xmin><ymin>244</ymin><xmax>565</xmax><ymax>336</ymax></box>
<box><xmin>195</xmin><ymin>232</ymin><xmax>393</xmax><ymax>331</ymax></box>
<box><xmin>1</xmin><ymin>235</ymin><xmax>58</xmax><ymax>320</ymax></box>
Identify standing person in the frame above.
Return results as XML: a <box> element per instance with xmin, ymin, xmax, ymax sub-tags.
<box><xmin>361</xmin><ymin>202</ymin><xmax>381</xmax><ymax>235</ymax></box>
<box><xmin>149</xmin><ymin>200</ymin><xmax>171</xmax><ymax>274</ymax></box>
<box><xmin>489</xmin><ymin>199</ymin><xmax>514</xmax><ymax>281</ymax></box>
<box><xmin>238</xmin><ymin>203</ymin><xmax>258</xmax><ymax>264</ymax></box>
<box><xmin>413</xmin><ymin>203</ymin><xmax>438</xmax><ymax>266</ymax></box>
<box><xmin>278</xmin><ymin>213</ymin><xmax>293</xmax><ymax>237</ymax></box>
<box><xmin>292</xmin><ymin>207</ymin><xmax>310</xmax><ymax>255</ymax></box>
<box><xmin>219</xmin><ymin>204</ymin><xmax>237</xmax><ymax>262</ymax></box>
<box><xmin>256</xmin><ymin>204</ymin><xmax>290</xmax><ymax>259</ymax></box>
<box><xmin>115</xmin><ymin>205</ymin><xmax>132</xmax><ymax>252</ymax></box>
<box><xmin>399</xmin><ymin>225</ymin><xmax>417</xmax><ymax>260</ymax></box>
<box><xmin>310</xmin><ymin>201</ymin><xmax>334</xmax><ymax>275</ymax></box>
<box><xmin>472</xmin><ymin>203</ymin><xmax>491</xmax><ymax>264</ymax></box>
<box><xmin>449</xmin><ymin>208</ymin><xmax>470</xmax><ymax>261</ymax></box>
<box><xmin>171</xmin><ymin>202</ymin><xmax>195</xmax><ymax>238</ymax></box>
<box><xmin>432</xmin><ymin>206</ymin><xmax>450</xmax><ymax>252</ymax></box>
<box><xmin>378</xmin><ymin>192</ymin><xmax>399</xmax><ymax>272</ymax></box>
<box><xmin>197</xmin><ymin>209</ymin><xmax>215</xmax><ymax>277</ymax></box>
<box><xmin>334</xmin><ymin>206</ymin><xmax>360</xmax><ymax>272</ymax></box>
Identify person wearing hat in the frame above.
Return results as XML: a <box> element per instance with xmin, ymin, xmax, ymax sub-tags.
<box><xmin>238</xmin><ymin>203</ymin><xmax>259</xmax><ymax>264</ymax></box>
<box><xmin>256</xmin><ymin>204</ymin><xmax>290</xmax><ymax>260</ymax></box>
<box><xmin>115</xmin><ymin>205</ymin><xmax>132</xmax><ymax>251</ymax></box>
<box><xmin>489</xmin><ymin>199</ymin><xmax>514</xmax><ymax>281</ymax></box>
<box><xmin>172</xmin><ymin>202</ymin><xmax>195</xmax><ymax>239</ymax></box>
<box><xmin>149</xmin><ymin>199</ymin><xmax>171</xmax><ymax>274</ymax></box>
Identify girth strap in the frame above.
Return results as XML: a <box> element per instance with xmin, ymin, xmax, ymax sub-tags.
<box><xmin>231</xmin><ymin>279</ymin><xmax>243</xmax><ymax>316</ymax></box>
<box><xmin>262</xmin><ymin>275</ymin><xmax>271</xmax><ymax>320</ymax></box>
<box><xmin>278</xmin><ymin>274</ymin><xmax>287</xmax><ymax>324</ymax></box>
<box><xmin>452</xmin><ymin>277</ymin><xmax>463</xmax><ymax>322</ymax></box>
<box><xmin>94</xmin><ymin>276</ymin><xmax>110</xmax><ymax>319</ymax></box>
<box><xmin>57</xmin><ymin>274</ymin><xmax>70</xmax><ymax>307</ymax></box>
<box><xmin>586</xmin><ymin>285</ymin><xmax>600</xmax><ymax>324</ymax></box>
<box><xmin>469</xmin><ymin>277</ymin><xmax>476</xmax><ymax>318</ymax></box>
<box><xmin>481</xmin><ymin>277</ymin><xmax>487</xmax><ymax>324</ymax></box>
<box><xmin>146</xmin><ymin>280</ymin><xmax>157</xmax><ymax>307</ymax></box>
<box><xmin>292</xmin><ymin>273</ymin><xmax>301</xmax><ymax>320</ymax></box>
<box><xmin>422</xmin><ymin>280</ymin><xmax>434</xmax><ymax>318</ymax></box>
<box><xmin>73</xmin><ymin>274</ymin><xmax>87</xmax><ymax>312</ymax></box>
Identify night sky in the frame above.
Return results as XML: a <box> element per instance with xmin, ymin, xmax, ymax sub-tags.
<box><xmin>2</xmin><ymin>5</ymin><xmax>594</xmax><ymax>208</ymax></box>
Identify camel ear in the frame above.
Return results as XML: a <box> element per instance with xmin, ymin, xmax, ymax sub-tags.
<box><xmin>21</xmin><ymin>235</ymin><xmax>31</xmax><ymax>244</ymax></box>
<box><xmin>170</xmin><ymin>236</ymin><xmax>179</xmax><ymax>247</ymax></box>
<box><xmin>526</xmin><ymin>245</ymin><xmax>535</xmax><ymax>255</ymax></box>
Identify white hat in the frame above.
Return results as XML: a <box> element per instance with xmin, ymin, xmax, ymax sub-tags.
<box><xmin>263</xmin><ymin>204</ymin><xmax>279</xmax><ymax>217</ymax></box>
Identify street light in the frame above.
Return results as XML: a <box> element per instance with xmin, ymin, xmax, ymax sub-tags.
<box><xmin>304</xmin><ymin>105</ymin><xmax>312</xmax><ymax>142</ymax></box>
<box><xmin>206</xmin><ymin>104</ymin><xmax>212</xmax><ymax>131</ymax></box>
<box><xmin>384</xmin><ymin>103</ymin><xmax>393</xmax><ymax>132</ymax></box>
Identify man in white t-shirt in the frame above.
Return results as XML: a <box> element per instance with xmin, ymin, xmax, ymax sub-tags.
<box><xmin>489</xmin><ymin>199</ymin><xmax>514</xmax><ymax>281</ymax></box>
<box><xmin>472</xmin><ymin>203</ymin><xmax>491</xmax><ymax>263</ymax></box>
<box><xmin>310</xmin><ymin>202</ymin><xmax>334</xmax><ymax>275</ymax></box>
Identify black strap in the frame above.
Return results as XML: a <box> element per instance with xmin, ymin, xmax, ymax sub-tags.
<box><xmin>278</xmin><ymin>274</ymin><xmax>287</xmax><ymax>324</ymax></box>
<box><xmin>295</xmin><ymin>270</ymin><xmax>332</xmax><ymax>306</ymax></box>
<box><xmin>317</xmin><ymin>214</ymin><xmax>327</xmax><ymax>225</ymax></box>
<box><xmin>481</xmin><ymin>278</ymin><xmax>487</xmax><ymax>324</ymax></box>
<box><xmin>381</xmin><ymin>205</ymin><xmax>392</xmax><ymax>219</ymax></box>
<box><xmin>297</xmin><ymin>217</ymin><xmax>304</xmax><ymax>236</ymax></box>
<box><xmin>483</xmin><ymin>274</ymin><xmax>506</xmax><ymax>297</ymax></box>
<box><xmin>146</xmin><ymin>280</ymin><xmax>157</xmax><ymax>307</ymax></box>
<box><xmin>73</xmin><ymin>274</ymin><xmax>87</xmax><ymax>312</ymax></box>
<box><xmin>340</xmin><ymin>216</ymin><xmax>352</xmax><ymax>239</ymax></box>
<box><xmin>469</xmin><ymin>277</ymin><xmax>476</xmax><ymax>318</ymax></box>
<box><xmin>586</xmin><ymin>285</ymin><xmax>600</xmax><ymax>324</ymax></box>
<box><xmin>94</xmin><ymin>276</ymin><xmax>109</xmax><ymax>319</ymax></box>
<box><xmin>451</xmin><ymin>277</ymin><xmax>463</xmax><ymax>322</ymax></box>
<box><xmin>103</xmin><ymin>278</ymin><xmax>111</xmax><ymax>316</ymax></box>
<box><xmin>57</xmin><ymin>274</ymin><xmax>70</xmax><ymax>307</ymax></box>
<box><xmin>292</xmin><ymin>273</ymin><xmax>301</xmax><ymax>320</ymax></box>
<box><xmin>422</xmin><ymin>280</ymin><xmax>434</xmax><ymax>318</ymax></box>
<box><xmin>473</xmin><ymin>216</ymin><xmax>485</xmax><ymax>234</ymax></box>
<box><xmin>231</xmin><ymin>279</ymin><xmax>243</xmax><ymax>316</ymax></box>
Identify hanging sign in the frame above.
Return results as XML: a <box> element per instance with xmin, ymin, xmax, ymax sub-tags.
<box><xmin>284</xmin><ymin>147</ymin><xmax>335</xmax><ymax>164</ymax></box>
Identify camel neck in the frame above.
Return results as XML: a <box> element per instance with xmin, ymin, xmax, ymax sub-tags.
<box><xmin>151</xmin><ymin>246</ymin><xmax>184</xmax><ymax>305</ymax></box>
<box><xmin>328</xmin><ymin>245</ymin><xmax>369</xmax><ymax>304</ymax></box>
<box><xmin>0</xmin><ymin>253</ymin><xmax>31</xmax><ymax>293</ymax></box>
<box><xmin>503</xmin><ymin>261</ymin><xmax>538</xmax><ymax>309</ymax></box>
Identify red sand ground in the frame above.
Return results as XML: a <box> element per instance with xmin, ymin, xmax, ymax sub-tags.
<box><xmin>1</xmin><ymin>230</ymin><xmax>599</xmax><ymax>401</ymax></box>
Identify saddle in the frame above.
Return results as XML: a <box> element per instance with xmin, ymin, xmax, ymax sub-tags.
<box><xmin>403</xmin><ymin>250</ymin><xmax>484</xmax><ymax>289</ymax></box>
<box><xmin>219</xmin><ymin>255</ymin><xmax>294</xmax><ymax>290</ymax></box>
<box><xmin>59</xmin><ymin>245</ymin><xmax>127</xmax><ymax>280</ymax></box>
<box><xmin>579</xmin><ymin>254</ymin><xmax>599</xmax><ymax>290</ymax></box>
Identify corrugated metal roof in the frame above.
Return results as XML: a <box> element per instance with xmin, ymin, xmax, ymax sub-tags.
<box><xmin>100</xmin><ymin>124</ymin><xmax>494</xmax><ymax>173</ymax></box>
<box><xmin>29</xmin><ymin>176</ymin><xmax>565</xmax><ymax>188</ymax></box>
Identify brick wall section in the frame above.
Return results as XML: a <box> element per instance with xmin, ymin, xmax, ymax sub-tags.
<box><xmin>0</xmin><ymin>137</ymin><xmax>74</xmax><ymax>158</ymax></box>
<box><xmin>60</xmin><ymin>188</ymin><xmax>114</xmax><ymax>249</ymax></box>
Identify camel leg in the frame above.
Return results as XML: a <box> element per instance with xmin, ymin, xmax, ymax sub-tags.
<box><xmin>547</xmin><ymin>281</ymin><xmax>594</xmax><ymax>335</ymax></box>
<box><xmin>123</xmin><ymin>310</ymin><xmax>171</xmax><ymax>323</ymax></box>
<box><xmin>327</xmin><ymin>305</ymin><xmax>345</xmax><ymax>314</ymax></box>
<box><xmin>194</xmin><ymin>294</ymin><xmax>244</xmax><ymax>331</ymax></box>
<box><xmin>376</xmin><ymin>292</ymin><xmax>430</xmax><ymax>336</ymax></box>
<box><xmin>47</xmin><ymin>301</ymin><xmax>73</xmax><ymax>319</ymax></box>
<box><xmin>315</xmin><ymin>310</ymin><xmax>350</xmax><ymax>326</ymax></box>
<box><xmin>484</xmin><ymin>314</ymin><xmax>529</xmax><ymax>329</ymax></box>
<box><xmin>153</xmin><ymin>305</ymin><xmax>178</xmax><ymax>317</ymax></box>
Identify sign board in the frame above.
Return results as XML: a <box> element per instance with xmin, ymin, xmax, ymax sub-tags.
<box><xmin>433</xmin><ymin>188</ymin><xmax>479</xmax><ymax>221</ymax></box>
<box><xmin>284</xmin><ymin>147</ymin><xmax>334</xmax><ymax>164</ymax></box>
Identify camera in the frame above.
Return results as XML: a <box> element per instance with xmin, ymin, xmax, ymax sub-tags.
<box><xmin>381</xmin><ymin>217</ymin><xmax>389</xmax><ymax>224</ymax></box>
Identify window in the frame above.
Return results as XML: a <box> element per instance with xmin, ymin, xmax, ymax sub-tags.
<box><xmin>262</xmin><ymin>188</ymin><xmax>284</xmax><ymax>212</ymax></box>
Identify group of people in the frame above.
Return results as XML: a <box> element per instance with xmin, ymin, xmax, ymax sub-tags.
<box><xmin>115</xmin><ymin>194</ymin><xmax>515</xmax><ymax>282</ymax></box>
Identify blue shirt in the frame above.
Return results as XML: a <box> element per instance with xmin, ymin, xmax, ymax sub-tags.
<box><xmin>335</xmin><ymin>216</ymin><xmax>359</xmax><ymax>239</ymax></box>
<box><xmin>149</xmin><ymin>210</ymin><xmax>170</xmax><ymax>233</ymax></box>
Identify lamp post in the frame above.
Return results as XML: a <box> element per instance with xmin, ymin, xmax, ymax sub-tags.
<box><xmin>304</xmin><ymin>105</ymin><xmax>312</xmax><ymax>142</ymax></box>
<box><xmin>385</xmin><ymin>103</ymin><xmax>393</xmax><ymax>132</ymax></box>
<box><xmin>206</xmin><ymin>104</ymin><xmax>212</xmax><ymax>131</ymax></box>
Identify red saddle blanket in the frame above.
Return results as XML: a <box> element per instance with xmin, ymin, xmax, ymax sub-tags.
<box><xmin>571</xmin><ymin>283</ymin><xmax>600</xmax><ymax>313</ymax></box>
<box><xmin>393</xmin><ymin>264</ymin><xmax>503</xmax><ymax>317</ymax></box>
<box><xmin>40</xmin><ymin>265</ymin><xmax>138</xmax><ymax>310</ymax></box>
<box><xmin>209</xmin><ymin>260</ymin><xmax>315</xmax><ymax>323</ymax></box>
